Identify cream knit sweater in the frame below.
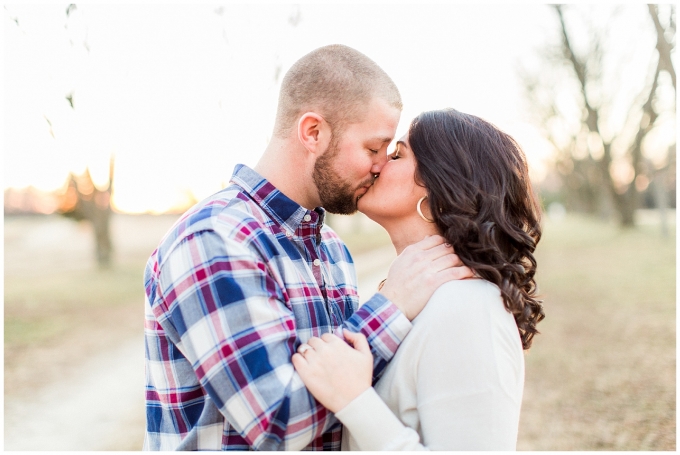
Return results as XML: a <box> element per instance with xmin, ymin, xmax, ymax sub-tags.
<box><xmin>335</xmin><ymin>279</ymin><xmax>525</xmax><ymax>451</ymax></box>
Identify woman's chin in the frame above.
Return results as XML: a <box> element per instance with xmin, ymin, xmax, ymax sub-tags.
<box><xmin>356</xmin><ymin>197</ymin><xmax>377</xmax><ymax>220</ymax></box>
<box><xmin>357</xmin><ymin>191</ymin><xmax>389</xmax><ymax>224</ymax></box>
<box><xmin>356</xmin><ymin>197</ymin><xmax>368</xmax><ymax>214</ymax></box>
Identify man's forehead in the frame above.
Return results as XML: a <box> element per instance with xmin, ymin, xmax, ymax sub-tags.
<box><xmin>347</xmin><ymin>98</ymin><xmax>401</xmax><ymax>140</ymax></box>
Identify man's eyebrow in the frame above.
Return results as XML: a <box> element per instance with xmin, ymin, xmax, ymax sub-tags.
<box><xmin>371</xmin><ymin>136</ymin><xmax>393</xmax><ymax>143</ymax></box>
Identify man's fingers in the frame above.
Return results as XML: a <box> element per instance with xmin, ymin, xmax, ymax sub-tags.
<box><xmin>454</xmin><ymin>265</ymin><xmax>475</xmax><ymax>280</ymax></box>
<box><xmin>419</xmin><ymin>242</ymin><xmax>459</xmax><ymax>263</ymax></box>
<box><xmin>436</xmin><ymin>264</ymin><xmax>475</xmax><ymax>283</ymax></box>
<box><xmin>450</xmin><ymin>253</ymin><xmax>463</xmax><ymax>267</ymax></box>
<box><xmin>430</xmin><ymin>253</ymin><xmax>464</xmax><ymax>272</ymax></box>
<box><xmin>409</xmin><ymin>234</ymin><xmax>448</xmax><ymax>251</ymax></box>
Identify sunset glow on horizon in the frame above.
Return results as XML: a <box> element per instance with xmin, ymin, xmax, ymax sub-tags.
<box><xmin>5</xmin><ymin>4</ymin><xmax>665</xmax><ymax>214</ymax></box>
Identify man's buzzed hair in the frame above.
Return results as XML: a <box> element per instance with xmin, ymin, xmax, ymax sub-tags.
<box><xmin>274</xmin><ymin>44</ymin><xmax>402</xmax><ymax>138</ymax></box>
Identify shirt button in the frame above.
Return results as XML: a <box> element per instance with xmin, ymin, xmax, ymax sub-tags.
<box><xmin>303</xmin><ymin>214</ymin><xmax>312</xmax><ymax>222</ymax></box>
<box><xmin>313</xmin><ymin>259</ymin><xmax>321</xmax><ymax>266</ymax></box>
<box><xmin>285</xmin><ymin>230</ymin><xmax>292</xmax><ymax>238</ymax></box>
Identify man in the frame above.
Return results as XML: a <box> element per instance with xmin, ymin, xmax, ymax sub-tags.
<box><xmin>143</xmin><ymin>44</ymin><xmax>470</xmax><ymax>451</ymax></box>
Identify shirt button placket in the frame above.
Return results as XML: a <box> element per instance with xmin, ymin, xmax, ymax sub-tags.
<box><xmin>311</xmin><ymin>256</ymin><xmax>328</xmax><ymax>310</ymax></box>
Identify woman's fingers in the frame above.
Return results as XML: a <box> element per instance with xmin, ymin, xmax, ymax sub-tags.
<box><xmin>321</xmin><ymin>332</ymin><xmax>342</xmax><ymax>344</ymax></box>
<box><xmin>291</xmin><ymin>352</ymin><xmax>307</xmax><ymax>370</ymax></box>
<box><xmin>292</xmin><ymin>331</ymin><xmax>375</xmax><ymax>413</ymax></box>
<box><xmin>297</xmin><ymin>335</ymin><xmax>338</xmax><ymax>362</ymax></box>
<box><xmin>306</xmin><ymin>336</ymin><xmax>325</xmax><ymax>351</ymax></box>
<box><xmin>343</xmin><ymin>330</ymin><xmax>370</xmax><ymax>355</ymax></box>
<box><xmin>295</xmin><ymin>332</ymin><xmax>365</xmax><ymax>367</ymax></box>
<box><xmin>297</xmin><ymin>343</ymin><xmax>313</xmax><ymax>355</ymax></box>
<box><xmin>296</xmin><ymin>332</ymin><xmax>366</xmax><ymax>365</ymax></box>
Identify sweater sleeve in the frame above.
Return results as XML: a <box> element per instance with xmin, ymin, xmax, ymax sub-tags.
<box><xmin>335</xmin><ymin>387</ymin><xmax>426</xmax><ymax>451</ymax></box>
<box><xmin>334</xmin><ymin>280</ymin><xmax>524</xmax><ymax>451</ymax></box>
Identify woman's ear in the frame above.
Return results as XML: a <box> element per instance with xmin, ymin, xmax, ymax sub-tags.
<box><xmin>297</xmin><ymin>112</ymin><xmax>332</xmax><ymax>156</ymax></box>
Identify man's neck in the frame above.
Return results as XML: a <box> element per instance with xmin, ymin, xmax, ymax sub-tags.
<box><xmin>254</xmin><ymin>137</ymin><xmax>319</xmax><ymax>210</ymax></box>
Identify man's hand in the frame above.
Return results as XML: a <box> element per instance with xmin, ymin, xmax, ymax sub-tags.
<box><xmin>379</xmin><ymin>235</ymin><xmax>473</xmax><ymax>321</ymax></box>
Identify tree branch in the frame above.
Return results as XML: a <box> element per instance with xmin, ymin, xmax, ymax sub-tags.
<box><xmin>554</xmin><ymin>5</ymin><xmax>600</xmax><ymax>135</ymax></box>
<box><xmin>648</xmin><ymin>4</ymin><xmax>676</xmax><ymax>90</ymax></box>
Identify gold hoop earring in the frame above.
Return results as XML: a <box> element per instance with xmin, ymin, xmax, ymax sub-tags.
<box><xmin>417</xmin><ymin>196</ymin><xmax>434</xmax><ymax>223</ymax></box>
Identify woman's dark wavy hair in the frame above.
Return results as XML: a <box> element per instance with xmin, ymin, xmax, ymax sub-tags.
<box><xmin>409</xmin><ymin>108</ymin><xmax>544</xmax><ymax>350</ymax></box>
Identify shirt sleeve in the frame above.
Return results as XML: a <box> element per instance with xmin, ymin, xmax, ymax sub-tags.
<box><xmin>334</xmin><ymin>282</ymin><xmax>524</xmax><ymax>451</ymax></box>
<box><xmin>152</xmin><ymin>229</ymin><xmax>410</xmax><ymax>450</ymax></box>
<box><xmin>336</xmin><ymin>292</ymin><xmax>412</xmax><ymax>384</ymax></box>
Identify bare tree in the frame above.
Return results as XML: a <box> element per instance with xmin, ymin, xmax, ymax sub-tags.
<box><xmin>522</xmin><ymin>5</ymin><xmax>676</xmax><ymax>227</ymax></box>
<box><xmin>59</xmin><ymin>157</ymin><xmax>115</xmax><ymax>267</ymax></box>
<box><xmin>649</xmin><ymin>4</ymin><xmax>676</xmax><ymax>91</ymax></box>
<box><xmin>56</xmin><ymin>4</ymin><xmax>116</xmax><ymax>266</ymax></box>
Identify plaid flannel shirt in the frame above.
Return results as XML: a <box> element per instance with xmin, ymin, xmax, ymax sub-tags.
<box><xmin>143</xmin><ymin>164</ymin><xmax>412</xmax><ymax>450</ymax></box>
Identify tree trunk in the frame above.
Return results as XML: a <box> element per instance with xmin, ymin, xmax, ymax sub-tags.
<box><xmin>58</xmin><ymin>160</ymin><xmax>115</xmax><ymax>268</ymax></box>
<box><xmin>617</xmin><ymin>193</ymin><xmax>637</xmax><ymax>227</ymax></box>
<box><xmin>651</xmin><ymin>169</ymin><xmax>670</xmax><ymax>237</ymax></box>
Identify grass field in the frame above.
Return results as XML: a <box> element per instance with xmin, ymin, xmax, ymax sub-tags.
<box><xmin>3</xmin><ymin>214</ymin><xmax>175</xmax><ymax>418</ymax></box>
<box><xmin>517</xmin><ymin>213</ymin><xmax>676</xmax><ymax>450</ymax></box>
<box><xmin>4</xmin><ymin>211</ymin><xmax>676</xmax><ymax>450</ymax></box>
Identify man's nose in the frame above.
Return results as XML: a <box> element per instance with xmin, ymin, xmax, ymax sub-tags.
<box><xmin>371</xmin><ymin>153</ymin><xmax>388</xmax><ymax>175</ymax></box>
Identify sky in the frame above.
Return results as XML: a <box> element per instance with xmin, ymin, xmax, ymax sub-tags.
<box><xmin>3</xmin><ymin>3</ymin><xmax>670</xmax><ymax>213</ymax></box>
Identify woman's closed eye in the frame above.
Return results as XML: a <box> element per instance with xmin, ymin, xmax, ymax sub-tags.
<box><xmin>389</xmin><ymin>150</ymin><xmax>401</xmax><ymax>160</ymax></box>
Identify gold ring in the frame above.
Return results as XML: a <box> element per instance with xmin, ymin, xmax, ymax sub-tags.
<box><xmin>298</xmin><ymin>343</ymin><xmax>312</xmax><ymax>355</ymax></box>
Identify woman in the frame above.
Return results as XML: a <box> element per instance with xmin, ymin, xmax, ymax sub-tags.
<box><xmin>292</xmin><ymin>108</ymin><xmax>544</xmax><ymax>450</ymax></box>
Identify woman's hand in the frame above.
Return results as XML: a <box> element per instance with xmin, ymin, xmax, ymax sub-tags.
<box><xmin>292</xmin><ymin>329</ymin><xmax>373</xmax><ymax>414</ymax></box>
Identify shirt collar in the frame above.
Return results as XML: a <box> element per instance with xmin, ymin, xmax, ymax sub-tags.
<box><xmin>230</xmin><ymin>164</ymin><xmax>325</xmax><ymax>239</ymax></box>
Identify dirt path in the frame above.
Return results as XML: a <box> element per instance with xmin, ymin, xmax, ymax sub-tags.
<box><xmin>4</xmin><ymin>336</ymin><xmax>145</xmax><ymax>451</ymax></box>
<box><xmin>4</xmin><ymin>215</ymin><xmax>174</xmax><ymax>450</ymax></box>
<box><xmin>4</xmin><ymin>213</ymin><xmax>395</xmax><ymax>451</ymax></box>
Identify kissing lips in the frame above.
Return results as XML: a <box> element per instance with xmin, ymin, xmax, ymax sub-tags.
<box><xmin>356</xmin><ymin>180</ymin><xmax>375</xmax><ymax>200</ymax></box>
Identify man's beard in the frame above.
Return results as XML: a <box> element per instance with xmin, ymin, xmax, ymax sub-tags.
<box><xmin>312</xmin><ymin>136</ymin><xmax>371</xmax><ymax>215</ymax></box>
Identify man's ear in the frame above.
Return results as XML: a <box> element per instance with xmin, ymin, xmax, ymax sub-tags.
<box><xmin>297</xmin><ymin>112</ymin><xmax>331</xmax><ymax>155</ymax></box>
